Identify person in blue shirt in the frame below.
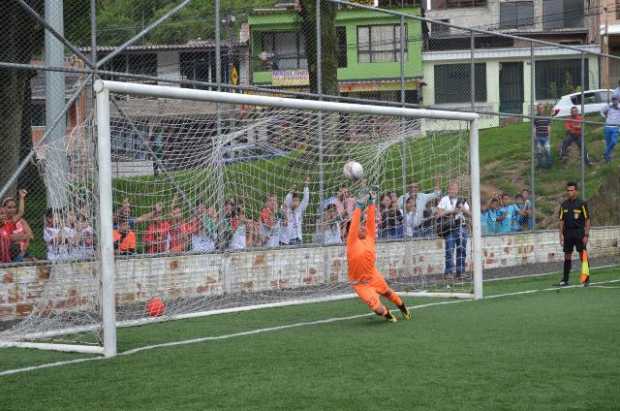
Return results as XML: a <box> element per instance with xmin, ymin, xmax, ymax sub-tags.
<box><xmin>498</xmin><ymin>193</ymin><xmax>520</xmax><ymax>234</ymax></box>
<box><xmin>483</xmin><ymin>197</ymin><xmax>502</xmax><ymax>235</ymax></box>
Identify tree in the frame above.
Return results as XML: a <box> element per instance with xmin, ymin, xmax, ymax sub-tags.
<box><xmin>0</xmin><ymin>1</ymin><xmax>41</xmax><ymax>197</ymax></box>
<box><xmin>0</xmin><ymin>1</ymin><xmax>93</xmax><ymax>199</ymax></box>
<box><xmin>297</xmin><ymin>0</ymin><xmax>338</xmax><ymax>96</ymax></box>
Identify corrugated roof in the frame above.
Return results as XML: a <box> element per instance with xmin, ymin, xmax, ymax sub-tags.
<box><xmin>80</xmin><ymin>39</ymin><xmax>243</xmax><ymax>53</ymax></box>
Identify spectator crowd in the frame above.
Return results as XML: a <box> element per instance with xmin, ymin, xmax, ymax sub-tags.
<box><xmin>0</xmin><ymin>178</ymin><xmax>537</xmax><ymax>266</ymax></box>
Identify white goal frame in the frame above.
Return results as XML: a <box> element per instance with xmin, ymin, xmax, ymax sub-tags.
<box><xmin>3</xmin><ymin>81</ymin><xmax>482</xmax><ymax>358</ymax></box>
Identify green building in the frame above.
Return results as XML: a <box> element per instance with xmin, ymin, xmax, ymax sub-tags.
<box><xmin>248</xmin><ymin>2</ymin><xmax>424</xmax><ymax>103</ymax></box>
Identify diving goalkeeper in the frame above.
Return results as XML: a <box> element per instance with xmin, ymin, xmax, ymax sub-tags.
<box><xmin>347</xmin><ymin>190</ymin><xmax>411</xmax><ymax>322</ymax></box>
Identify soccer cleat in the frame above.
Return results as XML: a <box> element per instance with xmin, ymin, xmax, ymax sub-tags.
<box><xmin>384</xmin><ymin>311</ymin><xmax>398</xmax><ymax>323</ymax></box>
<box><xmin>399</xmin><ymin>304</ymin><xmax>412</xmax><ymax>320</ymax></box>
<box><xmin>554</xmin><ymin>280</ymin><xmax>569</xmax><ymax>287</ymax></box>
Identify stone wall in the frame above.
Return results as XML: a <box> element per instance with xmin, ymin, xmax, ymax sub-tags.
<box><xmin>1</xmin><ymin>227</ymin><xmax>618</xmax><ymax>322</ymax></box>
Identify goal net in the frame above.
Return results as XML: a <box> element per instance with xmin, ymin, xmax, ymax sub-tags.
<box><xmin>0</xmin><ymin>81</ymin><xmax>481</xmax><ymax>356</ymax></box>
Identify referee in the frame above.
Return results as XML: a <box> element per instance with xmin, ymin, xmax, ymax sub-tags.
<box><xmin>557</xmin><ymin>182</ymin><xmax>590</xmax><ymax>287</ymax></box>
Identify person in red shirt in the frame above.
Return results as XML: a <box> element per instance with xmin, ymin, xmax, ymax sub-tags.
<box><xmin>0</xmin><ymin>207</ymin><xmax>32</xmax><ymax>263</ymax></box>
<box><xmin>346</xmin><ymin>190</ymin><xmax>411</xmax><ymax>322</ymax></box>
<box><xmin>143</xmin><ymin>204</ymin><xmax>171</xmax><ymax>254</ymax></box>
<box><xmin>113</xmin><ymin>220</ymin><xmax>137</xmax><ymax>255</ymax></box>
<box><xmin>560</xmin><ymin>106</ymin><xmax>591</xmax><ymax>165</ymax></box>
<box><xmin>168</xmin><ymin>207</ymin><xmax>193</xmax><ymax>253</ymax></box>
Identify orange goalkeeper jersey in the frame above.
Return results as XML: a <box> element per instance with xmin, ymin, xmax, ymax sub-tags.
<box><xmin>346</xmin><ymin>204</ymin><xmax>379</xmax><ymax>281</ymax></box>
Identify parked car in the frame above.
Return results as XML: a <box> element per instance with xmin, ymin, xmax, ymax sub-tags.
<box><xmin>222</xmin><ymin>143</ymin><xmax>288</xmax><ymax>164</ymax></box>
<box><xmin>552</xmin><ymin>89</ymin><xmax>614</xmax><ymax>117</ymax></box>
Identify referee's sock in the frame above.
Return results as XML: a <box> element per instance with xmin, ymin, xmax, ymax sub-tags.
<box><xmin>563</xmin><ymin>259</ymin><xmax>571</xmax><ymax>283</ymax></box>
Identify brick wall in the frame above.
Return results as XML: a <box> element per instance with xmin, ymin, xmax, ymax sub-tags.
<box><xmin>1</xmin><ymin>227</ymin><xmax>618</xmax><ymax>322</ymax></box>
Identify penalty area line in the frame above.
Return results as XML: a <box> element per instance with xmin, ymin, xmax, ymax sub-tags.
<box><xmin>1</xmin><ymin>278</ymin><xmax>619</xmax><ymax>378</ymax></box>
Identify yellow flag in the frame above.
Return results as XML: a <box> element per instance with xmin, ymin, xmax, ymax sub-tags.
<box><xmin>579</xmin><ymin>250</ymin><xmax>590</xmax><ymax>284</ymax></box>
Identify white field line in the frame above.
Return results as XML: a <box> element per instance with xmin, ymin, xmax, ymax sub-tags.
<box><xmin>483</xmin><ymin>263</ymin><xmax>620</xmax><ymax>282</ymax></box>
<box><xmin>1</xmin><ymin>277</ymin><xmax>619</xmax><ymax>378</ymax></box>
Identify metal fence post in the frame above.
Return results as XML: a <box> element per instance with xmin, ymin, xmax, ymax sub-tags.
<box><xmin>470</xmin><ymin>30</ymin><xmax>475</xmax><ymax>112</ymax></box>
<box><xmin>44</xmin><ymin>0</ymin><xmax>68</xmax><ymax>209</ymax></box>
<box><xmin>400</xmin><ymin>15</ymin><xmax>407</xmax><ymax>200</ymax></box>
<box><xmin>316</xmin><ymin>0</ymin><xmax>324</xmax><ymax>211</ymax></box>
<box><xmin>580</xmin><ymin>52</ymin><xmax>586</xmax><ymax>199</ymax></box>
<box><xmin>215</xmin><ymin>0</ymin><xmax>225</xmax><ymax>247</ymax></box>
<box><xmin>530</xmin><ymin>42</ymin><xmax>536</xmax><ymax>231</ymax></box>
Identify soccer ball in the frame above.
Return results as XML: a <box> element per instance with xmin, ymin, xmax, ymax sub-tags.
<box><xmin>343</xmin><ymin>161</ymin><xmax>364</xmax><ymax>181</ymax></box>
<box><xmin>146</xmin><ymin>297</ymin><xmax>166</xmax><ymax>317</ymax></box>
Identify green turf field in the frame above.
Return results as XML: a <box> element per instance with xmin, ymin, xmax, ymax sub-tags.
<box><xmin>1</xmin><ymin>267</ymin><xmax>619</xmax><ymax>410</ymax></box>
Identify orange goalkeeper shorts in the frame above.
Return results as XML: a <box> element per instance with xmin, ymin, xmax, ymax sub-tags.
<box><xmin>352</xmin><ymin>274</ymin><xmax>391</xmax><ymax>312</ymax></box>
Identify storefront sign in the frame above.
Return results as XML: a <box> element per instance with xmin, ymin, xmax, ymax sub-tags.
<box><xmin>272</xmin><ymin>69</ymin><xmax>310</xmax><ymax>87</ymax></box>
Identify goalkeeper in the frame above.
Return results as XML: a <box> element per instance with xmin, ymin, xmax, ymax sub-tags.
<box><xmin>347</xmin><ymin>189</ymin><xmax>411</xmax><ymax>322</ymax></box>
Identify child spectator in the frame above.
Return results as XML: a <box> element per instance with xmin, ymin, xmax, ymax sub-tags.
<box><xmin>560</xmin><ymin>106</ymin><xmax>591</xmax><ymax>165</ymax></box>
<box><xmin>315</xmin><ymin>204</ymin><xmax>343</xmax><ymax>245</ymax></box>
<box><xmin>143</xmin><ymin>203</ymin><xmax>171</xmax><ymax>254</ymax></box>
<box><xmin>482</xmin><ymin>197</ymin><xmax>502</xmax><ymax>235</ymax></box>
<box><xmin>169</xmin><ymin>207</ymin><xmax>193</xmax><ymax>253</ymax></box>
<box><xmin>63</xmin><ymin>211</ymin><xmax>82</xmax><ymax>260</ymax></box>
<box><xmin>43</xmin><ymin>209</ymin><xmax>65</xmax><ymax>261</ymax></box>
<box><xmin>113</xmin><ymin>220</ymin><xmax>137</xmax><ymax>255</ymax></box>
<box><xmin>283</xmin><ymin>177</ymin><xmax>310</xmax><ymax>245</ymax></box>
<box><xmin>513</xmin><ymin>194</ymin><xmax>529</xmax><ymax>232</ymax></box>
<box><xmin>498</xmin><ymin>194</ymin><xmax>519</xmax><ymax>234</ymax></box>
<box><xmin>11</xmin><ymin>218</ymin><xmax>33</xmax><ymax>262</ymax></box>
<box><xmin>402</xmin><ymin>197</ymin><xmax>419</xmax><ymax>239</ymax></box>
<box><xmin>77</xmin><ymin>208</ymin><xmax>95</xmax><ymax>259</ymax></box>
<box><xmin>260</xmin><ymin>193</ymin><xmax>283</xmax><ymax>248</ymax></box>
<box><xmin>191</xmin><ymin>204</ymin><xmax>217</xmax><ymax>252</ymax></box>
<box><xmin>229</xmin><ymin>207</ymin><xmax>247</xmax><ymax>250</ymax></box>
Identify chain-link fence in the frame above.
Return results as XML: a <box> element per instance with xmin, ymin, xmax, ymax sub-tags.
<box><xmin>1</xmin><ymin>0</ymin><xmax>619</xmax><ymax>266</ymax></box>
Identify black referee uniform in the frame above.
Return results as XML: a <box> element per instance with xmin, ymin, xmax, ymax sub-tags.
<box><xmin>559</xmin><ymin>198</ymin><xmax>589</xmax><ymax>284</ymax></box>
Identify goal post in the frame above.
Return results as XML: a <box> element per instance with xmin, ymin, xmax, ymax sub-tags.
<box><xmin>94</xmin><ymin>80</ymin><xmax>482</xmax><ymax>357</ymax></box>
<box><xmin>0</xmin><ymin>80</ymin><xmax>482</xmax><ymax>358</ymax></box>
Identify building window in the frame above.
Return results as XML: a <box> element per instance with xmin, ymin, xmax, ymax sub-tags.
<box><xmin>357</xmin><ymin>24</ymin><xmax>408</xmax><ymax>63</ymax></box>
<box><xmin>535</xmin><ymin>59</ymin><xmax>588</xmax><ymax>99</ymax></box>
<box><xmin>543</xmin><ymin>0</ymin><xmax>584</xmax><ymax>29</ymax></box>
<box><xmin>430</xmin><ymin>19</ymin><xmax>450</xmax><ymax>36</ymax></box>
<box><xmin>180</xmin><ymin>51</ymin><xmax>232</xmax><ymax>89</ymax></box>
<box><xmin>500</xmin><ymin>1</ymin><xmax>534</xmax><ymax>29</ymax></box>
<box><xmin>99</xmin><ymin>53</ymin><xmax>158</xmax><ymax>82</ymax></box>
<box><xmin>260</xmin><ymin>31</ymin><xmax>306</xmax><ymax>70</ymax></box>
<box><xmin>31</xmin><ymin>100</ymin><xmax>46</xmax><ymax>127</ymax></box>
<box><xmin>337</xmin><ymin>27</ymin><xmax>348</xmax><ymax>68</ymax></box>
<box><xmin>617</xmin><ymin>0</ymin><xmax>620</xmax><ymax>19</ymax></box>
<box><xmin>431</xmin><ymin>0</ymin><xmax>487</xmax><ymax>9</ymax></box>
<box><xmin>434</xmin><ymin>63</ymin><xmax>486</xmax><ymax>104</ymax></box>
<box><xmin>377</xmin><ymin>0</ymin><xmax>420</xmax><ymax>6</ymax></box>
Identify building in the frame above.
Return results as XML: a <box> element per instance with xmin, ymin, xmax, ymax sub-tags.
<box><xmin>248</xmin><ymin>1</ymin><xmax>425</xmax><ymax>103</ymax></box>
<box><xmin>600</xmin><ymin>0</ymin><xmax>620</xmax><ymax>88</ymax></box>
<box><xmin>422</xmin><ymin>0</ymin><xmax>601</xmax><ymax>124</ymax></box>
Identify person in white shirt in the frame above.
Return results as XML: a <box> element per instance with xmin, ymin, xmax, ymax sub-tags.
<box><xmin>402</xmin><ymin>197</ymin><xmax>420</xmax><ymax>238</ymax></box>
<box><xmin>77</xmin><ymin>211</ymin><xmax>95</xmax><ymax>260</ymax></box>
<box><xmin>315</xmin><ymin>204</ymin><xmax>343</xmax><ymax>245</ymax></box>
<box><xmin>191</xmin><ymin>204</ymin><xmax>217</xmax><ymax>252</ymax></box>
<box><xmin>437</xmin><ymin>181</ymin><xmax>471</xmax><ymax>280</ymax></box>
<box><xmin>63</xmin><ymin>211</ymin><xmax>81</xmax><ymax>260</ymax></box>
<box><xmin>229</xmin><ymin>206</ymin><xmax>247</xmax><ymax>250</ymax></box>
<box><xmin>398</xmin><ymin>177</ymin><xmax>442</xmax><ymax>233</ymax></box>
<box><xmin>43</xmin><ymin>209</ymin><xmax>65</xmax><ymax>262</ymax></box>
<box><xmin>283</xmin><ymin>177</ymin><xmax>310</xmax><ymax>245</ymax></box>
